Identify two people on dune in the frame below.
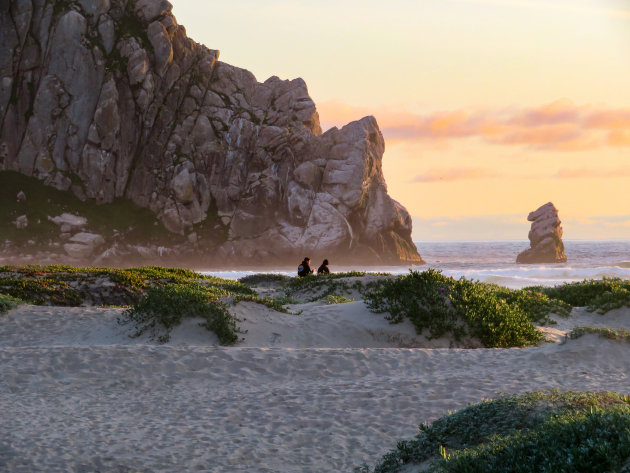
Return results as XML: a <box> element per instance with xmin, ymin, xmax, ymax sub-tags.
<box><xmin>297</xmin><ymin>257</ymin><xmax>329</xmax><ymax>277</ymax></box>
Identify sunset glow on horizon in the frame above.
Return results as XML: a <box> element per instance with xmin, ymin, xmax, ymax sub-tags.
<box><xmin>174</xmin><ymin>0</ymin><xmax>630</xmax><ymax>240</ymax></box>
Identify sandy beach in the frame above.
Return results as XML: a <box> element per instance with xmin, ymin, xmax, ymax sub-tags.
<box><xmin>1</xmin><ymin>295</ymin><xmax>629</xmax><ymax>473</ymax></box>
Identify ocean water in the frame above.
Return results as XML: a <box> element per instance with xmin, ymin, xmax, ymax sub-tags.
<box><xmin>203</xmin><ymin>240</ymin><xmax>630</xmax><ymax>289</ymax></box>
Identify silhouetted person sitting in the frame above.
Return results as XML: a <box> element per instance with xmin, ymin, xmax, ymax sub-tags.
<box><xmin>297</xmin><ymin>257</ymin><xmax>313</xmax><ymax>277</ymax></box>
<box><xmin>317</xmin><ymin>259</ymin><xmax>330</xmax><ymax>275</ymax></box>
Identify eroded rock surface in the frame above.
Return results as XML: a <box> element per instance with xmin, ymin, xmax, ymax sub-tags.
<box><xmin>0</xmin><ymin>0</ymin><xmax>422</xmax><ymax>265</ymax></box>
<box><xmin>516</xmin><ymin>202</ymin><xmax>566</xmax><ymax>264</ymax></box>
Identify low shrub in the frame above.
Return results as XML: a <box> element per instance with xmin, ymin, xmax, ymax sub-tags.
<box><xmin>325</xmin><ymin>294</ymin><xmax>354</xmax><ymax>304</ymax></box>
<box><xmin>0</xmin><ymin>294</ymin><xmax>21</xmax><ymax>314</ymax></box>
<box><xmin>526</xmin><ymin>277</ymin><xmax>630</xmax><ymax>314</ymax></box>
<box><xmin>569</xmin><ymin>326</ymin><xmax>630</xmax><ymax>343</ymax></box>
<box><xmin>0</xmin><ymin>265</ymin><xmax>253</xmax><ymax>306</ymax></box>
<box><xmin>239</xmin><ymin>273</ymin><xmax>291</xmax><ymax>286</ymax></box>
<box><xmin>364</xmin><ymin>269</ymin><xmax>545</xmax><ymax>348</ymax></box>
<box><xmin>119</xmin><ymin>284</ymin><xmax>239</xmax><ymax>344</ymax></box>
<box><xmin>283</xmin><ymin>272</ymin><xmax>377</xmax><ymax>302</ymax></box>
<box><xmin>372</xmin><ymin>390</ymin><xmax>630</xmax><ymax>473</ymax></box>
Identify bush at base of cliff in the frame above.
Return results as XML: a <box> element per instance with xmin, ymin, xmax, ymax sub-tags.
<box><xmin>119</xmin><ymin>284</ymin><xmax>240</xmax><ymax>344</ymax></box>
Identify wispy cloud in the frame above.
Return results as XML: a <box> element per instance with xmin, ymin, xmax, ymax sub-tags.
<box><xmin>410</xmin><ymin>167</ymin><xmax>501</xmax><ymax>182</ymax></box>
<box><xmin>318</xmin><ymin>99</ymin><xmax>630</xmax><ymax>151</ymax></box>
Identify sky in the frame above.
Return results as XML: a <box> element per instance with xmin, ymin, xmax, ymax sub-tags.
<box><xmin>171</xmin><ymin>0</ymin><xmax>630</xmax><ymax>240</ymax></box>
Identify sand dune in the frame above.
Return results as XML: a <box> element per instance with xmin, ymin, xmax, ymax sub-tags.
<box><xmin>1</xmin><ymin>302</ymin><xmax>629</xmax><ymax>472</ymax></box>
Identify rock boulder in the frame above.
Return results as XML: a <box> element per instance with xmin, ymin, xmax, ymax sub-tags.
<box><xmin>516</xmin><ymin>202</ymin><xmax>566</xmax><ymax>264</ymax></box>
<box><xmin>0</xmin><ymin>0</ymin><xmax>422</xmax><ymax>266</ymax></box>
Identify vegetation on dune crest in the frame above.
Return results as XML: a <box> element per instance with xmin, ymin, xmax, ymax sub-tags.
<box><xmin>569</xmin><ymin>326</ymin><xmax>630</xmax><ymax>343</ymax></box>
<box><xmin>2</xmin><ymin>265</ymin><xmax>629</xmax><ymax>346</ymax></box>
<box><xmin>119</xmin><ymin>283</ymin><xmax>239</xmax><ymax>344</ymax></box>
<box><xmin>0</xmin><ymin>265</ymin><xmax>253</xmax><ymax>306</ymax></box>
<box><xmin>0</xmin><ymin>265</ymin><xmax>271</xmax><ymax>344</ymax></box>
<box><xmin>363</xmin><ymin>269</ymin><xmax>630</xmax><ymax>348</ymax></box>
<box><xmin>364</xmin><ymin>390</ymin><xmax>630</xmax><ymax>473</ymax></box>
<box><xmin>363</xmin><ymin>269</ymin><xmax>554</xmax><ymax>348</ymax></box>
<box><xmin>0</xmin><ymin>294</ymin><xmax>21</xmax><ymax>314</ymax></box>
<box><xmin>526</xmin><ymin>277</ymin><xmax>630</xmax><ymax>314</ymax></box>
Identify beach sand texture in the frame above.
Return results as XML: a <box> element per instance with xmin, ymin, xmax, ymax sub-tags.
<box><xmin>1</xmin><ymin>300</ymin><xmax>629</xmax><ymax>472</ymax></box>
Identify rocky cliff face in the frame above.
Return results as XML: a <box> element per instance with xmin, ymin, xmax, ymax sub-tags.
<box><xmin>0</xmin><ymin>0</ymin><xmax>422</xmax><ymax>265</ymax></box>
<box><xmin>516</xmin><ymin>202</ymin><xmax>566</xmax><ymax>264</ymax></box>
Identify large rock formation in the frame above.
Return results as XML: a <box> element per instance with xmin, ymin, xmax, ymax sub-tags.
<box><xmin>0</xmin><ymin>0</ymin><xmax>422</xmax><ymax>265</ymax></box>
<box><xmin>516</xmin><ymin>202</ymin><xmax>566</xmax><ymax>264</ymax></box>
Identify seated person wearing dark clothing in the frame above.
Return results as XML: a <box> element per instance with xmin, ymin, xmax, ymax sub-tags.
<box><xmin>297</xmin><ymin>257</ymin><xmax>313</xmax><ymax>277</ymax></box>
<box><xmin>317</xmin><ymin>259</ymin><xmax>330</xmax><ymax>275</ymax></box>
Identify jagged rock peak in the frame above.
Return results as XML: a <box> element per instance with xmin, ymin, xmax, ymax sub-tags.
<box><xmin>516</xmin><ymin>202</ymin><xmax>566</xmax><ymax>264</ymax></box>
<box><xmin>0</xmin><ymin>0</ymin><xmax>422</xmax><ymax>265</ymax></box>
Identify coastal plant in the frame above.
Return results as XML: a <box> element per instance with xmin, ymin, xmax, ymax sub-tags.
<box><xmin>0</xmin><ymin>265</ymin><xmax>254</xmax><ymax>306</ymax></box>
<box><xmin>239</xmin><ymin>273</ymin><xmax>291</xmax><ymax>286</ymax></box>
<box><xmin>371</xmin><ymin>390</ymin><xmax>630</xmax><ymax>473</ymax></box>
<box><xmin>283</xmin><ymin>272</ymin><xmax>379</xmax><ymax>302</ymax></box>
<box><xmin>568</xmin><ymin>326</ymin><xmax>630</xmax><ymax>343</ymax></box>
<box><xmin>0</xmin><ymin>294</ymin><xmax>21</xmax><ymax>314</ymax></box>
<box><xmin>364</xmin><ymin>269</ymin><xmax>545</xmax><ymax>348</ymax></box>
<box><xmin>325</xmin><ymin>294</ymin><xmax>355</xmax><ymax>304</ymax></box>
<box><xmin>526</xmin><ymin>277</ymin><xmax>630</xmax><ymax>314</ymax></box>
<box><xmin>119</xmin><ymin>283</ymin><xmax>239</xmax><ymax>344</ymax></box>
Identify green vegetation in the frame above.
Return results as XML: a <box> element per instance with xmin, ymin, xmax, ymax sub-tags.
<box><xmin>370</xmin><ymin>390</ymin><xmax>630</xmax><ymax>473</ymax></box>
<box><xmin>0</xmin><ymin>265</ymin><xmax>244</xmax><ymax>306</ymax></box>
<box><xmin>364</xmin><ymin>270</ymin><xmax>630</xmax><ymax>348</ymax></box>
<box><xmin>325</xmin><ymin>294</ymin><xmax>354</xmax><ymax>304</ymax></box>
<box><xmin>116</xmin><ymin>8</ymin><xmax>151</xmax><ymax>50</ymax></box>
<box><xmin>239</xmin><ymin>273</ymin><xmax>292</xmax><ymax>286</ymax></box>
<box><xmin>364</xmin><ymin>269</ymin><xmax>554</xmax><ymax>348</ymax></box>
<box><xmin>0</xmin><ymin>171</ymin><xmax>177</xmax><ymax>249</ymax></box>
<box><xmin>569</xmin><ymin>326</ymin><xmax>630</xmax><ymax>343</ymax></box>
<box><xmin>283</xmin><ymin>272</ymin><xmax>385</xmax><ymax>302</ymax></box>
<box><xmin>119</xmin><ymin>283</ymin><xmax>239</xmax><ymax>344</ymax></box>
<box><xmin>526</xmin><ymin>277</ymin><xmax>630</xmax><ymax>314</ymax></box>
<box><xmin>0</xmin><ymin>294</ymin><xmax>21</xmax><ymax>314</ymax></box>
<box><xmin>0</xmin><ymin>265</ymin><xmax>302</xmax><ymax>343</ymax></box>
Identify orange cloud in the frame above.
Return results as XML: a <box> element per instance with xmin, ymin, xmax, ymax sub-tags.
<box><xmin>317</xmin><ymin>99</ymin><xmax>630</xmax><ymax>151</ymax></box>
<box><xmin>411</xmin><ymin>167</ymin><xmax>501</xmax><ymax>182</ymax></box>
<box><xmin>607</xmin><ymin>130</ymin><xmax>630</xmax><ymax>147</ymax></box>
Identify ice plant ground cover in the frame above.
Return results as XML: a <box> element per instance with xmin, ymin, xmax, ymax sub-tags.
<box><xmin>1</xmin><ymin>266</ymin><xmax>630</xmax><ymax>347</ymax></box>
<box><xmin>366</xmin><ymin>390</ymin><xmax>630</xmax><ymax>473</ymax></box>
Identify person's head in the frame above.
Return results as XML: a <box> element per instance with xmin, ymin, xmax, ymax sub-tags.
<box><xmin>322</xmin><ymin>259</ymin><xmax>328</xmax><ymax>265</ymax></box>
<box><xmin>303</xmin><ymin>256</ymin><xmax>310</xmax><ymax>263</ymax></box>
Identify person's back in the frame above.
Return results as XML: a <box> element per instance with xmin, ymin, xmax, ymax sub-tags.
<box><xmin>297</xmin><ymin>257</ymin><xmax>312</xmax><ymax>277</ymax></box>
<box><xmin>317</xmin><ymin>259</ymin><xmax>330</xmax><ymax>275</ymax></box>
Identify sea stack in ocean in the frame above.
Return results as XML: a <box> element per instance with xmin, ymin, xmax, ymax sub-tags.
<box><xmin>0</xmin><ymin>0</ymin><xmax>423</xmax><ymax>266</ymax></box>
<box><xmin>516</xmin><ymin>202</ymin><xmax>566</xmax><ymax>264</ymax></box>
